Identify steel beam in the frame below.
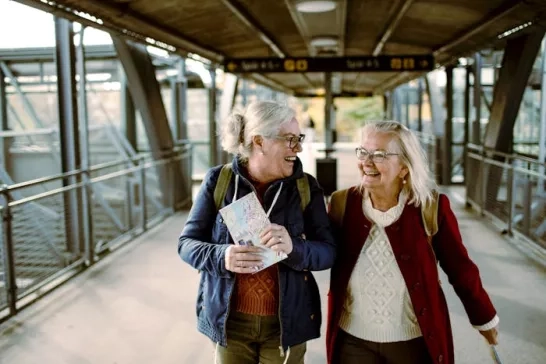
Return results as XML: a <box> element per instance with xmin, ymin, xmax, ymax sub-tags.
<box><xmin>539</xmin><ymin>39</ymin><xmax>546</xmax><ymax>195</ymax></box>
<box><xmin>324</xmin><ymin>72</ymin><xmax>334</xmax><ymax>155</ymax></box>
<box><xmin>76</xmin><ymin>29</ymin><xmax>95</xmax><ymax>265</ymax></box>
<box><xmin>393</xmin><ymin>88</ymin><xmax>402</xmax><ymax>122</ymax></box>
<box><xmin>219</xmin><ymin>74</ymin><xmax>239</xmax><ymax>165</ymax></box>
<box><xmin>404</xmin><ymin>84</ymin><xmax>410</xmax><ymax>127</ymax></box>
<box><xmin>373</xmin><ymin>0</ymin><xmax>415</xmax><ymax>56</ymax></box>
<box><xmin>15</xmin><ymin>0</ymin><xmax>223</xmax><ymax>63</ymax></box>
<box><xmin>240</xmin><ymin>79</ymin><xmax>248</xmax><ymax>107</ymax></box>
<box><xmin>0</xmin><ymin>44</ymin><xmax>117</xmax><ymax>63</ymax></box>
<box><xmin>209</xmin><ymin>67</ymin><xmax>218</xmax><ymax>167</ymax></box>
<box><xmin>444</xmin><ymin>66</ymin><xmax>454</xmax><ymax>185</ymax></box>
<box><xmin>172</xmin><ymin>58</ymin><xmax>188</xmax><ymax>142</ymax></box>
<box><xmin>472</xmin><ymin>53</ymin><xmax>482</xmax><ymax>144</ymax></box>
<box><xmin>463</xmin><ymin>66</ymin><xmax>471</xmax><ymax>183</ymax></box>
<box><xmin>484</xmin><ymin>32</ymin><xmax>545</xmax><ymax>152</ymax></box>
<box><xmin>424</xmin><ymin>72</ymin><xmax>445</xmax><ymax>136</ymax></box>
<box><xmin>482</xmin><ymin>31</ymin><xmax>545</xmax><ymax>206</ymax></box>
<box><xmin>383</xmin><ymin>92</ymin><xmax>390</xmax><ymax>120</ymax></box>
<box><xmin>222</xmin><ymin>0</ymin><xmax>284</xmax><ymax>57</ymax></box>
<box><xmin>0</xmin><ymin>66</ymin><xmax>8</xmax><ymax>171</ymax></box>
<box><xmin>417</xmin><ymin>78</ymin><xmax>423</xmax><ymax>132</ymax></box>
<box><xmin>120</xmin><ymin>66</ymin><xmax>137</xmax><ymax>151</ymax></box>
<box><xmin>0</xmin><ymin>62</ymin><xmax>44</xmax><ymax>128</ymax></box>
<box><xmin>112</xmin><ymin>35</ymin><xmax>182</xmax><ymax>208</ymax></box>
<box><xmin>433</xmin><ymin>1</ymin><xmax>525</xmax><ymax>57</ymax></box>
<box><xmin>55</xmin><ymin>17</ymin><xmax>84</xmax><ymax>258</ymax></box>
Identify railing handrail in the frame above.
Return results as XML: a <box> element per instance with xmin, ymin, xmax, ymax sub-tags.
<box><xmin>466</xmin><ymin>143</ymin><xmax>546</xmax><ymax>168</ymax></box>
<box><xmin>0</xmin><ymin>124</ymin><xmax>108</xmax><ymax>138</ymax></box>
<box><xmin>0</xmin><ymin>145</ymin><xmax>191</xmax><ymax>194</ymax></box>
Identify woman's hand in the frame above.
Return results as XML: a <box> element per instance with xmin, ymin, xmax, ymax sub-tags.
<box><xmin>479</xmin><ymin>326</ymin><xmax>499</xmax><ymax>345</ymax></box>
<box><xmin>260</xmin><ymin>224</ymin><xmax>293</xmax><ymax>255</ymax></box>
<box><xmin>225</xmin><ymin>245</ymin><xmax>264</xmax><ymax>274</ymax></box>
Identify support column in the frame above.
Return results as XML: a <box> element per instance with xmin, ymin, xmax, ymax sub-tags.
<box><xmin>112</xmin><ymin>35</ymin><xmax>183</xmax><ymax>208</ymax></box>
<box><xmin>383</xmin><ymin>92</ymin><xmax>390</xmax><ymax>120</ymax></box>
<box><xmin>241</xmin><ymin>79</ymin><xmax>248</xmax><ymax>107</ymax></box>
<box><xmin>0</xmin><ymin>62</ymin><xmax>44</xmax><ymax>129</ymax></box>
<box><xmin>120</xmin><ymin>66</ymin><xmax>137</xmax><ymax>151</ymax></box>
<box><xmin>482</xmin><ymin>31</ymin><xmax>545</xmax><ymax>205</ymax></box>
<box><xmin>55</xmin><ymin>17</ymin><xmax>84</xmax><ymax>258</ymax></box>
<box><xmin>219</xmin><ymin>73</ymin><xmax>239</xmax><ymax>165</ymax></box>
<box><xmin>208</xmin><ymin>67</ymin><xmax>218</xmax><ymax>167</ymax></box>
<box><xmin>425</xmin><ymin>71</ymin><xmax>445</xmax><ymax>135</ymax></box>
<box><xmin>539</xmin><ymin>39</ymin><xmax>546</xmax><ymax>195</ymax></box>
<box><xmin>404</xmin><ymin>84</ymin><xmax>410</xmax><ymax>128</ymax></box>
<box><xmin>425</xmin><ymin>71</ymin><xmax>445</xmax><ymax>183</ymax></box>
<box><xmin>463</xmin><ymin>65</ymin><xmax>471</xmax><ymax>183</ymax></box>
<box><xmin>0</xmin><ymin>67</ymin><xmax>9</xmax><ymax>171</ymax></box>
<box><xmin>472</xmin><ymin>53</ymin><xmax>482</xmax><ymax>145</ymax></box>
<box><xmin>393</xmin><ymin>88</ymin><xmax>402</xmax><ymax>122</ymax></box>
<box><xmin>417</xmin><ymin>78</ymin><xmax>423</xmax><ymax>132</ymax></box>
<box><xmin>444</xmin><ymin>66</ymin><xmax>454</xmax><ymax>185</ymax></box>
<box><xmin>76</xmin><ymin>28</ymin><xmax>94</xmax><ymax>265</ymax></box>
<box><xmin>172</xmin><ymin>58</ymin><xmax>188</xmax><ymax>142</ymax></box>
<box><xmin>317</xmin><ymin>71</ymin><xmax>337</xmax><ymax>196</ymax></box>
<box><xmin>324</xmin><ymin>72</ymin><xmax>334</xmax><ymax>154</ymax></box>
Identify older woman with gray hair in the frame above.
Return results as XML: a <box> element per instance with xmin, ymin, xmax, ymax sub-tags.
<box><xmin>178</xmin><ymin>100</ymin><xmax>336</xmax><ymax>364</ymax></box>
<box><xmin>326</xmin><ymin>121</ymin><xmax>499</xmax><ymax>364</ymax></box>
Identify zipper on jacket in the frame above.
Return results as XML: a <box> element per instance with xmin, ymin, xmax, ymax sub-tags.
<box><xmin>277</xmin><ymin>266</ymin><xmax>285</xmax><ymax>357</ymax></box>
<box><xmin>223</xmin><ymin>278</ymin><xmax>235</xmax><ymax>346</ymax></box>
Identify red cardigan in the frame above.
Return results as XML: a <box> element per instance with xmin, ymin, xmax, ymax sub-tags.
<box><xmin>326</xmin><ymin>187</ymin><xmax>497</xmax><ymax>364</ymax></box>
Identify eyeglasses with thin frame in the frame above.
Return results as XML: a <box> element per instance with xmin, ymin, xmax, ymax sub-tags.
<box><xmin>355</xmin><ymin>147</ymin><xmax>399</xmax><ymax>163</ymax></box>
<box><xmin>275</xmin><ymin>134</ymin><xmax>306</xmax><ymax>149</ymax></box>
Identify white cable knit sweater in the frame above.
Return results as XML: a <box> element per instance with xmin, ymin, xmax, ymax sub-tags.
<box><xmin>339</xmin><ymin>191</ymin><xmax>423</xmax><ymax>342</ymax></box>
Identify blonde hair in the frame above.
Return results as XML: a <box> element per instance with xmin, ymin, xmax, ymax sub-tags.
<box><xmin>360</xmin><ymin>121</ymin><xmax>437</xmax><ymax>207</ymax></box>
<box><xmin>220</xmin><ymin>100</ymin><xmax>295</xmax><ymax>161</ymax></box>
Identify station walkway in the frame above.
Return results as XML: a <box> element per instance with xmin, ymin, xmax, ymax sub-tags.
<box><xmin>0</xmin><ymin>183</ymin><xmax>545</xmax><ymax>364</ymax></box>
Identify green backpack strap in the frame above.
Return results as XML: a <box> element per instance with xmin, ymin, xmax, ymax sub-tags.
<box><xmin>329</xmin><ymin>188</ymin><xmax>349</xmax><ymax>229</ymax></box>
<box><xmin>213</xmin><ymin>164</ymin><xmax>233</xmax><ymax>210</ymax></box>
<box><xmin>296</xmin><ymin>175</ymin><xmax>311</xmax><ymax>212</ymax></box>
<box><xmin>214</xmin><ymin>165</ymin><xmax>310</xmax><ymax>212</ymax></box>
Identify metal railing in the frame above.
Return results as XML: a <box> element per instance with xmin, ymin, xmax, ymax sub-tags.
<box><xmin>0</xmin><ymin>145</ymin><xmax>193</xmax><ymax>322</ymax></box>
<box><xmin>414</xmin><ymin>131</ymin><xmax>438</xmax><ymax>178</ymax></box>
<box><xmin>465</xmin><ymin>143</ymin><xmax>546</xmax><ymax>252</ymax></box>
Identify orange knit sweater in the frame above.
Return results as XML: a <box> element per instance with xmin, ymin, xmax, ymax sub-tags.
<box><xmin>232</xmin><ymin>173</ymin><xmax>279</xmax><ymax>316</ymax></box>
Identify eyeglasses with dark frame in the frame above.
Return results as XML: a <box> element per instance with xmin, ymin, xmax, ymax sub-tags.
<box><xmin>355</xmin><ymin>147</ymin><xmax>399</xmax><ymax>162</ymax></box>
<box><xmin>275</xmin><ymin>134</ymin><xmax>306</xmax><ymax>149</ymax></box>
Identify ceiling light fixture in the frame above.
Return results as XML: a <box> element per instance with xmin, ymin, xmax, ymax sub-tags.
<box><xmin>310</xmin><ymin>36</ymin><xmax>339</xmax><ymax>48</ymax></box>
<box><xmin>295</xmin><ymin>0</ymin><xmax>337</xmax><ymax>13</ymax></box>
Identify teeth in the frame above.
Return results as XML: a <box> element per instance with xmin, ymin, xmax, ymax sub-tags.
<box><xmin>365</xmin><ymin>171</ymin><xmax>379</xmax><ymax>176</ymax></box>
<box><xmin>285</xmin><ymin>157</ymin><xmax>296</xmax><ymax>161</ymax></box>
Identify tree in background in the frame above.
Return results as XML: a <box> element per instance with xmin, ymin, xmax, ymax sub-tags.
<box><xmin>293</xmin><ymin>96</ymin><xmax>384</xmax><ymax>142</ymax></box>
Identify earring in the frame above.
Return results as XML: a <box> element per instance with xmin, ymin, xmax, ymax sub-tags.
<box><xmin>402</xmin><ymin>179</ymin><xmax>407</xmax><ymax>184</ymax></box>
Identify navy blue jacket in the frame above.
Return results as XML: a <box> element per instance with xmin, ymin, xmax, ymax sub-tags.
<box><xmin>178</xmin><ymin>157</ymin><xmax>336</xmax><ymax>350</ymax></box>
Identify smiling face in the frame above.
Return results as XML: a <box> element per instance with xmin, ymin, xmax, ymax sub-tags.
<box><xmin>251</xmin><ymin>117</ymin><xmax>303</xmax><ymax>182</ymax></box>
<box><xmin>358</xmin><ymin>130</ymin><xmax>408</xmax><ymax>197</ymax></box>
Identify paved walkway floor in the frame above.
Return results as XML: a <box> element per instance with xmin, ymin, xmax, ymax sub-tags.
<box><xmin>1</xmin><ymin>188</ymin><xmax>545</xmax><ymax>364</ymax></box>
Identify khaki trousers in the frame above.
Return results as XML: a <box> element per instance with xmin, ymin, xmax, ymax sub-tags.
<box><xmin>214</xmin><ymin>312</ymin><xmax>306</xmax><ymax>364</ymax></box>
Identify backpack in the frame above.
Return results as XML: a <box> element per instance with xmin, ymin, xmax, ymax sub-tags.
<box><xmin>212</xmin><ymin>164</ymin><xmax>311</xmax><ymax>212</ymax></box>
<box><xmin>329</xmin><ymin>188</ymin><xmax>441</xmax><ymax>280</ymax></box>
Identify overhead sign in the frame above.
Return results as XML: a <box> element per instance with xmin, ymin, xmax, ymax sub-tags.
<box><xmin>223</xmin><ymin>55</ymin><xmax>434</xmax><ymax>73</ymax></box>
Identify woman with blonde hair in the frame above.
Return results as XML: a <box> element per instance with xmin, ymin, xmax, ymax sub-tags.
<box><xmin>178</xmin><ymin>100</ymin><xmax>336</xmax><ymax>364</ymax></box>
<box><xmin>326</xmin><ymin>121</ymin><xmax>499</xmax><ymax>364</ymax></box>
